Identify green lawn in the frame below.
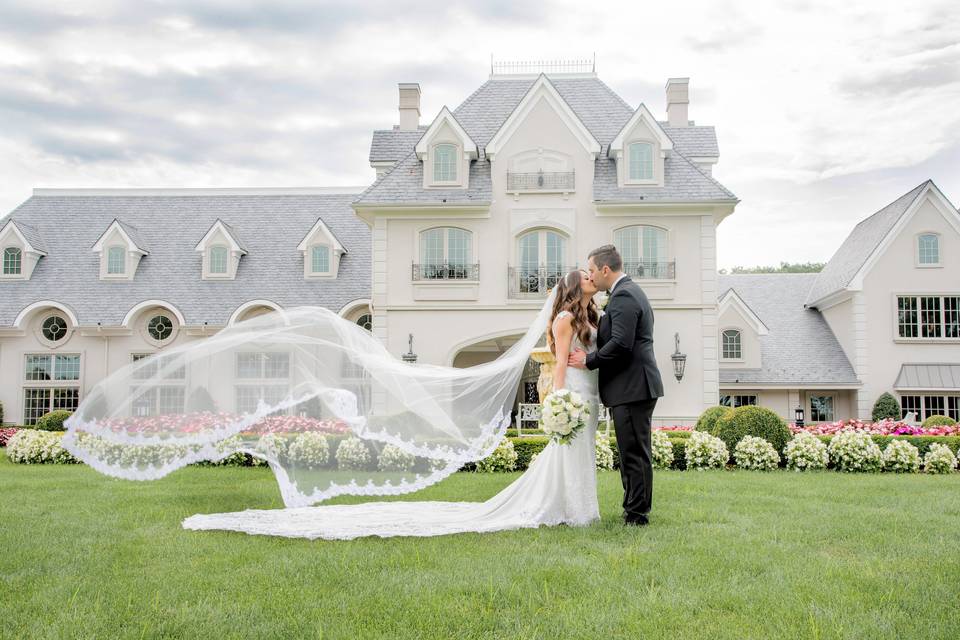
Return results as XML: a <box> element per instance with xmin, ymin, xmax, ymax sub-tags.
<box><xmin>2</xmin><ymin>457</ymin><xmax>959</xmax><ymax>639</ymax></box>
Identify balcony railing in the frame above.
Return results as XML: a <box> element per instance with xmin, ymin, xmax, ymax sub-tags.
<box><xmin>506</xmin><ymin>170</ymin><xmax>575</xmax><ymax>192</ymax></box>
<box><xmin>623</xmin><ymin>260</ymin><xmax>676</xmax><ymax>280</ymax></box>
<box><xmin>412</xmin><ymin>263</ymin><xmax>480</xmax><ymax>281</ymax></box>
<box><xmin>508</xmin><ymin>266</ymin><xmax>577</xmax><ymax>298</ymax></box>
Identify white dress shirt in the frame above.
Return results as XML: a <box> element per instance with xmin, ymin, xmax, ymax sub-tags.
<box><xmin>609</xmin><ymin>273</ymin><xmax>629</xmax><ymax>293</ymax></box>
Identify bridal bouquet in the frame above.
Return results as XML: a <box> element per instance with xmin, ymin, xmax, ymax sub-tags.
<box><xmin>539</xmin><ymin>388</ymin><xmax>589</xmax><ymax>445</ymax></box>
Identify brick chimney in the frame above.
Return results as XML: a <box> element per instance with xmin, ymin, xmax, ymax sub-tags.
<box><xmin>666</xmin><ymin>77</ymin><xmax>689</xmax><ymax>127</ymax></box>
<box><xmin>398</xmin><ymin>83</ymin><xmax>421</xmax><ymax>131</ymax></box>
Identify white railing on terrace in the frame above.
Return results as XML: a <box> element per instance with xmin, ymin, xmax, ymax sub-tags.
<box><xmin>491</xmin><ymin>56</ymin><xmax>596</xmax><ymax>76</ymax></box>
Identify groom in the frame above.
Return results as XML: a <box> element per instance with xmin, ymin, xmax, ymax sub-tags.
<box><xmin>568</xmin><ymin>244</ymin><xmax>664</xmax><ymax>526</ymax></box>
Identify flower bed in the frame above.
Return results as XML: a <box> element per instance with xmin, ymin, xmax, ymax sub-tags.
<box><xmin>791</xmin><ymin>418</ymin><xmax>959</xmax><ymax>437</ymax></box>
<box><xmin>0</xmin><ymin>428</ymin><xmax>19</xmax><ymax>447</ymax></box>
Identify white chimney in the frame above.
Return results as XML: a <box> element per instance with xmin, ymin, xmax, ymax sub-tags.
<box><xmin>398</xmin><ymin>83</ymin><xmax>421</xmax><ymax>131</ymax></box>
<box><xmin>666</xmin><ymin>77</ymin><xmax>689</xmax><ymax>127</ymax></box>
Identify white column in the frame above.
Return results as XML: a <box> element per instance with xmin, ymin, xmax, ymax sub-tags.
<box><xmin>700</xmin><ymin>215</ymin><xmax>719</xmax><ymax>411</ymax></box>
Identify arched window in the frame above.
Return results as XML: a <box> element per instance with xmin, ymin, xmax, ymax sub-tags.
<box><xmin>356</xmin><ymin>313</ymin><xmax>372</xmax><ymax>331</ymax></box>
<box><xmin>628</xmin><ymin>142</ymin><xmax>653</xmax><ymax>180</ymax></box>
<box><xmin>433</xmin><ymin>144</ymin><xmax>457</xmax><ymax>182</ymax></box>
<box><xmin>918</xmin><ymin>233</ymin><xmax>940</xmax><ymax>265</ymax></box>
<box><xmin>613</xmin><ymin>226</ymin><xmax>669</xmax><ymax>278</ymax></box>
<box><xmin>418</xmin><ymin>227</ymin><xmax>473</xmax><ymax>279</ymax></box>
<box><xmin>311</xmin><ymin>245</ymin><xmax>330</xmax><ymax>274</ymax></box>
<box><xmin>3</xmin><ymin>247</ymin><xmax>21</xmax><ymax>275</ymax></box>
<box><xmin>722</xmin><ymin>329</ymin><xmax>742</xmax><ymax>360</ymax></box>
<box><xmin>209</xmin><ymin>245</ymin><xmax>228</xmax><ymax>274</ymax></box>
<box><xmin>516</xmin><ymin>230</ymin><xmax>567</xmax><ymax>294</ymax></box>
<box><xmin>107</xmin><ymin>246</ymin><xmax>126</xmax><ymax>274</ymax></box>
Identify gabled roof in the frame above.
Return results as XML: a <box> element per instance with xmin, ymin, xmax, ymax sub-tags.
<box><xmin>0</xmin><ymin>218</ymin><xmax>47</xmax><ymax>254</ymax></box>
<box><xmin>484</xmin><ymin>74</ymin><xmax>600</xmax><ymax>160</ymax></box>
<box><xmin>718</xmin><ymin>274</ymin><xmax>859</xmax><ymax>386</ymax></box>
<box><xmin>0</xmin><ymin>191</ymin><xmax>370</xmax><ymax>326</ymax></box>
<box><xmin>194</xmin><ymin>219</ymin><xmax>248</xmax><ymax>254</ymax></box>
<box><xmin>805</xmin><ymin>180</ymin><xmax>959</xmax><ymax>306</ymax></box>
<box><xmin>91</xmin><ymin>219</ymin><xmax>149</xmax><ymax>254</ymax></box>
<box><xmin>608</xmin><ymin>104</ymin><xmax>673</xmax><ymax>158</ymax></box>
<box><xmin>414</xmin><ymin>107</ymin><xmax>478</xmax><ymax>160</ymax></box>
<box><xmin>369</xmin><ymin>126</ymin><xmax>428</xmax><ymax>164</ymax></box>
<box><xmin>718</xmin><ymin>288</ymin><xmax>769</xmax><ymax>335</ymax></box>
<box><xmin>297</xmin><ymin>217</ymin><xmax>346</xmax><ymax>254</ymax></box>
<box><xmin>593</xmin><ymin>147</ymin><xmax>737</xmax><ymax>203</ymax></box>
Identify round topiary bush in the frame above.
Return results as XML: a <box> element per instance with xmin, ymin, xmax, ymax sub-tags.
<box><xmin>35</xmin><ymin>410</ymin><xmax>72</xmax><ymax>432</ymax></box>
<box><xmin>784</xmin><ymin>432</ymin><xmax>829</xmax><ymax>471</ymax></box>
<box><xmin>921</xmin><ymin>415</ymin><xmax>957</xmax><ymax>428</ymax></box>
<box><xmin>651</xmin><ymin>429</ymin><xmax>674</xmax><ymax>469</ymax></box>
<box><xmin>871</xmin><ymin>392</ymin><xmax>901</xmax><ymax>422</ymax></box>
<box><xmin>712</xmin><ymin>405</ymin><xmax>791</xmax><ymax>456</ymax></box>
<box><xmin>828</xmin><ymin>430</ymin><xmax>882</xmax><ymax>472</ymax></box>
<box><xmin>881</xmin><ymin>440</ymin><xmax>921</xmax><ymax>473</ymax></box>
<box><xmin>733</xmin><ymin>435</ymin><xmax>780</xmax><ymax>471</ymax></box>
<box><xmin>695</xmin><ymin>406</ymin><xmax>732</xmax><ymax>433</ymax></box>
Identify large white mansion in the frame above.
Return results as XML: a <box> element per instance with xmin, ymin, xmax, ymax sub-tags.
<box><xmin>1</xmin><ymin>66</ymin><xmax>957</xmax><ymax>426</ymax></box>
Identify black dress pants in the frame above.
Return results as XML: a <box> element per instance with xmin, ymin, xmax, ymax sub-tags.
<box><xmin>611</xmin><ymin>398</ymin><xmax>658</xmax><ymax>519</ymax></box>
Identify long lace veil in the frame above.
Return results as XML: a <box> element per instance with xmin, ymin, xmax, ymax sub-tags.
<box><xmin>63</xmin><ymin>293</ymin><xmax>556</xmax><ymax>508</ymax></box>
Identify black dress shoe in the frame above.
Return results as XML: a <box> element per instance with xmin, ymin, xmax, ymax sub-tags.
<box><xmin>624</xmin><ymin>515</ymin><xmax>649</xmax><ymax>526</ymax></box>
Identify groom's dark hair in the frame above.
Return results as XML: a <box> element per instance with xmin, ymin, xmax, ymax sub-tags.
<box><xmin>588</xmin><ymin>244</ymin><xmax>623</xmax><ymax>272</ymax></box>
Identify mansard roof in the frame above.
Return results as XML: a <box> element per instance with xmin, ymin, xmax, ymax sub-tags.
<box><xmin>718</xmin><ymin>273</ymin><xmax>860</xmax><ymax>386</ymax></box>
<box><xmin>0</xmin><ymin>189</ymin><xmax>370</xmax><ymax>326</ymax></box>
<box><xmin>357</xmin><ymin>74</ymin><xmax>736</xmax><ymax>207</ymax></box>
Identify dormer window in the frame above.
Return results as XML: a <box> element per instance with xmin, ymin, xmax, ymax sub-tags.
<box><xmin>722</xmin><ymin>329</ymin><xmax>742</xmax><ymax>360</ymax></box>
<box><xmin>628</xmin><ymin>142</ymin><xmax>654</xmax><ymax>181</ymax></box>
<box><xmin>298</xmin><ymin>218</ymin><xmax>346</xmax><ymax>279</ymax></box>
<box><xmin>209</xmin><ymin>245</ymin><xmax>229</xmax><ymax>274</ymax></box>
<box><xmin>107</xmin><ymin>246</ymin><xmax>126</xmax><ymax>275</ymax></box>
<box><xmin>917</xmin><ymin>233</ymin><xmax>940</xmax><ymax>266</ymax></box>
<box><xmin>311</xmin><ymin>245</ymin><xmax>331</xmax><ymax>275</ymax></box>
<box><xmin>433</xmin><ymin>144</ymin><xmax>458</xmax><ymax>182</ymax></box>
<box><xmin>3</xmin><ymin>247</ymin><xmax>21</xmax><ymax>275</ymax></box>
<box><xmin>195</xmin><ymin>220</ymin><xmax>246</xmax><ymax>281</ymax></box>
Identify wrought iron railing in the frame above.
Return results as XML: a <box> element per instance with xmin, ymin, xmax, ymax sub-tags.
<box><xmin>412</xmin><ymin>263</ymin><xmax>480</xmax><ymax>281</ymax></box>
<box><xmin>622</xmin><ymin>260</ymin><xmax>676</xmax><ymax>280</ymax></box>
<box><xmin>508</xmin><ymin>265</ymin><xmax>576</xmax><ymax>298</ymax></box>
<box><xmin>506</xmin><ymin>170</ymin><xmax>575</xmax><ymax>192</ymax></box>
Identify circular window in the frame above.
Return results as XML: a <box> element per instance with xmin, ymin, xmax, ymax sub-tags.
<box><xmin>42</xmin><ymin>315</ymin><xmax>68</xmax><ymax>342</ymax></box>
<box><xmin>356</xmin><ymin>313</ymin><xmax>372</xmax><ymax>332</ymax></box>
<box><xmin>148</xmin><ymin>315</ymin><xmax>174</xmax><ymax>341</ymax></box>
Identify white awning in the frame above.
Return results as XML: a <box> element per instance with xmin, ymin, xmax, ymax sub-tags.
<box><xmin>894</xmin><ymin>364</ymin><xmax>960</xmax><ymax>391</ymax></box>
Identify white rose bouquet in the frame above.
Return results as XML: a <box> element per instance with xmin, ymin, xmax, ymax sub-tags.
<box><xmin>539</xmin><ymin>388</ymin><xmax>590</xmax><ymax>445</ymax></box>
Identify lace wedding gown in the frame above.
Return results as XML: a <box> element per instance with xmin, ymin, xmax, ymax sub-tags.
<box><xmin>182</xmin><ymin>314</ymin><xmax>600</xmax><ymax>540</ymax></box>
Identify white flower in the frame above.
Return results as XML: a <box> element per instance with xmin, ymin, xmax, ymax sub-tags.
<box><xmin>652</xmin><ymin>430</ymin><xmax>674</xmax><ymax>469</ymax></box>
<box><xmin>785</xmin><ymin>432</ymin><xmax>829</xmax><ymax>471</ymax></box>
<box><xmin>733</xmin><ymin>436</ymin><xmax>780</xmax><ymax>471</ymax></box>
<box><xmin>684</xmin><ymin>431</ymin><xmax>728</xmax><ymax>470</ymax></box>
<box><xmin>827</xmin><ymin>430</ymin><xmax>881</xmax><ymax>472</ymax></box>
<box><xmin>923</xmin><ymin>443</ymin><xmax>957</xmax><ymax>474</ymax></box>
<box><xmin>881</xmin><ymin>440</ymin><xmax>920</xmax><ymax>473</ymax></box>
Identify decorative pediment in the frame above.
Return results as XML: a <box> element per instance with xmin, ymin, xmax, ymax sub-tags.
<box><xmin>194</xmin><ymin>219</ymin><xmax>247</xmax><ymax>280</ymax></box>
<box><xmin>91</xmin><ymin>219</ymin><xmax>149</xmax><ymax>280</ymax></box>
<box><xmin>194</xmin><ymin>219</ymin><xmax>247</xmax><ymax>254</ymax></box>
<box><xmin>484</xmin><ymin>74</ymin><xmax>600</xmax><ymax>161</ymax></box>
<box><xmin>719</xmin><ymin>288</ymin><xmax>769</xmax><ymax>336</ymax></box>
<box><xmin>414</xmin><ymin>107</ymin><xmax>478</xmax><ymax>161</ymax></box>
<box><xmin>0</xmin><ymin>219</ymin><xmax>47</xmax><ymax>280</ymax></box>
<box><xmin>297</xmin><ymin>217</ymin><xmax>346</xmax><ymax>278</ymax></box>
<box><xmin>608</xmin><ymin>104</ymin><xmax>673</xmax><ymax>158</ymax></box>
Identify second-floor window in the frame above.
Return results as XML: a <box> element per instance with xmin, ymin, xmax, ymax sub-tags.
<box><xmin>898</xmin><ymin>295</ymin><xmax>960</xmax><ymax>339</ymax></box>
<box><xmin>418</xmin><ymin>227</ymin><xmax>473</xmax><ymax>279</ymax></box>
<box><xmin>917</xmin><ymin>233</ymin><xmax>940</xmax><ymax>265</ymax></box>
<box><xmin>628</xmin><ymin>142</ymin><xmax>653</xmax><ymax>180</ymax></box>
<box><xmin>209</xmin><ymin>245</ymin><xmax>228</xmax><ymax>275</ymax></box>
<box><xmin>433</xmin><ymin>144</ymin><xmax>457</xmax><ymax>182</ymax></box>
<box><xmin>721</xmin><ymin>329</ymin><xmax>742</xmax><ymax>359</ymax></box>
<box><xmin>3</xmin><ymin>247</ymin><xmax>21</xmax><ymax>275</ymax></box>
<box><xmin>613</xmin><ymin>225</ymin><xmax>671</xmax><ymax>279</ymax></box>
<box><xmin>107</xmin><ymin>246</ymin><xmax>126</xmax><ymax>274</ymax></box>
<box><xmin>311</xmin><ymin>245</ymin><xmax>330</xmax><ymax>274</ymax></box>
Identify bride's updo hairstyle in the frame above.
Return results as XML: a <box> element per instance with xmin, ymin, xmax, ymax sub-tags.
<box><xmin>547</xmin><ymin>269</ymin><xmax>600</xmax><ymax>356</ymax></box>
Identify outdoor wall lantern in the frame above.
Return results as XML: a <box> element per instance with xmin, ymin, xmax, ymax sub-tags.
<box><xmin>671</xmin><ymin>332</ymin><xmax>686</xmax><ymax>382</ymax></box>
<box><xmin>794</xmin><ymin>405</ymin><xmax>805</xmax><ymax>427</ymax></box>
<box><xmin>402</xmin><ymin>333</ymin><xmax>418</xmax><ymax>363</ymax></box>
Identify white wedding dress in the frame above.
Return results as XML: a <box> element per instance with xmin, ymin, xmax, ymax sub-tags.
<box><xmin>182</xmin><ymin>312</ymin><xmax>600</xmax><ymax>540</ymax></box>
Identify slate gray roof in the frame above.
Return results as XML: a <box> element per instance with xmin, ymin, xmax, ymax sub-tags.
<box><xmin>718</xmin><ymin>273</ymin><xmax>860</xmax><ymax>385</ymax></box>
<box><xmin>4</xmin><ymin>219</ymin><xmax>48</xmax><ymax>253</ymax></box>
<box><xmin>805</xmin><ymin>181</ymin><xmax>929</xmax><ymax>306</ymax></box>
<box><xmin>894</xmin><ymin>364</ymin><xmax>960</xmax><ymax>390</ymax></box>
<box><xmin>0</xmin><ymin>192</ymin><xmax>370</xmax><ymax>326</ymax></box>
<box><xmin>369</xmin><ymin>127</ymin><xmax>427</xmax><ymax>163</ymax></box>
<box><xmin>106</xmin><ymin>219</ymin><xmax>149</xmax><ymax>252</ymax></box>
<box><xmin>357</xmin><ymin>75</ymin><xmax>736</xmax><ymax>206</ymax></box>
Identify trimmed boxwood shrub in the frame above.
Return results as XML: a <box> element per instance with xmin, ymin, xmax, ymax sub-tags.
<box><xmin>713</xmin><ymin>406</ymin><xmax>791</xmax><ymax>455</ymax></box>
<box><xmin>695</xmin><ymin>406</ymin><xmax>732</xmax><ymax>433</ymax></box>
<box><xmin>510</xmin><ymin>437</ymin><xmax>549</xmax><ymax>469</ymax></box>
<box><xmin>0</xmin><ymin>400</ymin><xmax>4</xmax><ymax>425</ymax></box>
<box><xmin>872</xmin><ymin>392</ymin><xmax>901</xmax><ymax>422</ymax></box>
<box><xmin>35</xmin><ymin>410</ymin><xmax>72</xmax><ymax>432</ymax></box>
<box><xmin>922</xmin><ymin>415</ymin><xmax>957</xmax><ymax>428</ymax></box>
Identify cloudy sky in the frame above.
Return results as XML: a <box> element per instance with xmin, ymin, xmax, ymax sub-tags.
<box><xmin>0</xmin><ymin>0</ymin><xmax>957</xmax><ymax>269</ymax></box>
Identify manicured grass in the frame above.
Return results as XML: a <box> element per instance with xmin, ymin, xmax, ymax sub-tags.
<box><xmin>2</xmin><ymin>457</ymin><xmax>959</xmax><ymax>639</ymax></box>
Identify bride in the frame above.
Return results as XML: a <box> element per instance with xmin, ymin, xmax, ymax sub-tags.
<box><xmin>63</xmin><ymin>271</ymin><xmax>602</xmax><ymax>540</ymax></box>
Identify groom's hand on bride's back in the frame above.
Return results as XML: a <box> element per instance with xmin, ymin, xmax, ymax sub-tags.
<box><xmin>568</xmin><ymin>349</ymin><xmax>587</xmax><ymax>369</ymax></box>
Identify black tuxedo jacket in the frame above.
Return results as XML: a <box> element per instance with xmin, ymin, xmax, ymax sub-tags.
<box><xmin>586</xmin><ymin>275</ymin><xmax>664</xmax><ymax>407</ymax></box>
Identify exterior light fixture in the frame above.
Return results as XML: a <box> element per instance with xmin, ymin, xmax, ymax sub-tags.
<box><xmin>671</xmin><ymin>332</ymin><xmax>686</xmax><ymax>382</ymax></box>
<box><xmin>794</xmin><ymin>405</ymin><xmax>805</xmax><ymax>427</ymax></box>
<box><xmin>402</xmin><ymin>333</ymin><xmax>418</xmax><ymax>363</ymax></box>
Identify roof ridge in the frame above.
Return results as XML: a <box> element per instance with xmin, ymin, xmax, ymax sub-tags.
<box><xmin>850</xmin><ymin>180</ymin><xmax>929</xmax><ymax>230</ymax></box>
<box><xmin>591</xmin><ymin>76</ymin><xmax>635</xmax><ymax>113</ymax></box>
